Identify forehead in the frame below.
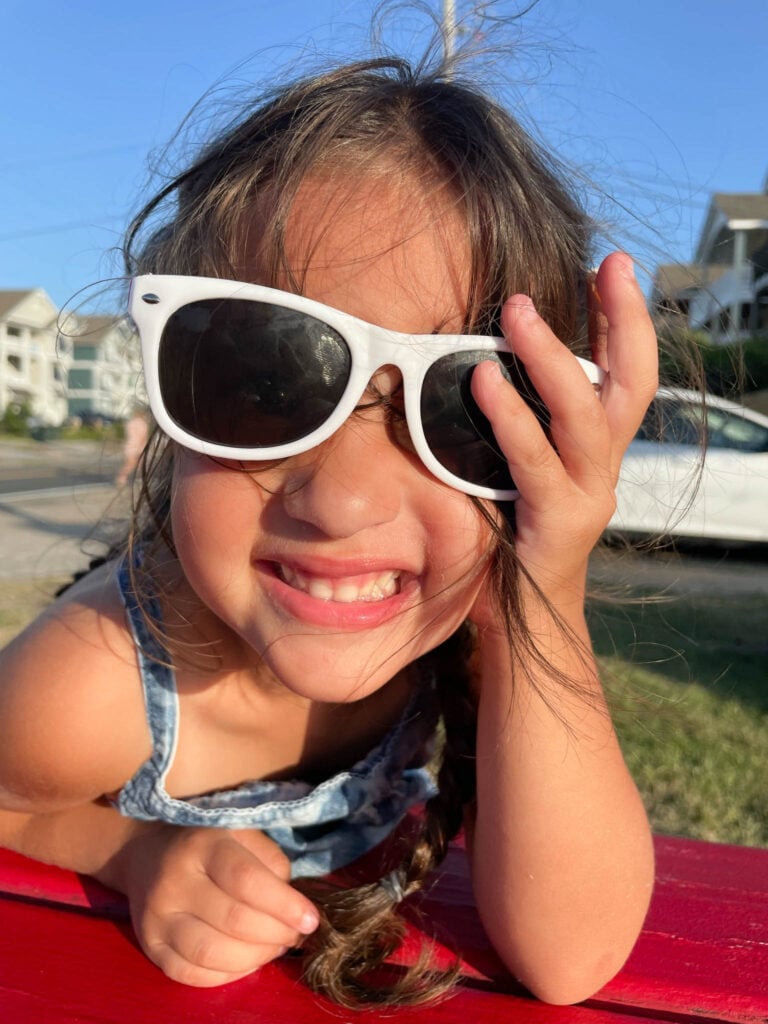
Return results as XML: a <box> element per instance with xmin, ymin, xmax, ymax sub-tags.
<box><xmin>251</xmin><ymin>171</ymin><xmax>471</xmax><ymax>334</ymax></box>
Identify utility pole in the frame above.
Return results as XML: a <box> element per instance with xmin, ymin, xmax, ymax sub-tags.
<box><xmin>443</xmin><ymin>0</ymin><xmax>457</xmax><ymax>62</ymax></box>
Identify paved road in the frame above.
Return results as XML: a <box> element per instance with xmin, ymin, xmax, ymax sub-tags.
<box><xmin>589</xmin><ymin>545</ymin><xmax>768</xmax><ymax>597</ymax></box>
<box><xmin>1</xmin><ymin>438</ymin><xmax>767</xmax><ymax>593</ymax></box>
<box><xmin>0</xmin><ymin>471</ymin><xmax>116</xmax><ymax>495</ymax></box>
<box><xmin>0</xmin><ymin>439</ymin><xmax>124</xmax><ymax>581</ymax></box>
<box><xmin>0</xmin><ymin>438</ymin><xmax>120</xmax><ymax>493</ymax></box>
<box><xmin>0</xmin><ymin>485</ymin><xmax>126</xmax><ymax>581</ymax></box>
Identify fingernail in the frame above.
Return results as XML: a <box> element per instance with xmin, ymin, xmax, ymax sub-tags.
<box><xmin>299</xmin><ymin>910</ymin><xmax>319</xmax><ymax>934</ymax></box>
<box><xmin>507</xmin><ymin>294</ymin><xmax>537</xmax><ymax>320</ymax></box>
<box><xmin>482</xmin><ymin>359</ymin><xmax>505</xmax><ymax>384</ymax></box>
<box><xmin>616</xmin><ymin>253</ymin><xmax>637</xmax><ymax>281</ymax></box>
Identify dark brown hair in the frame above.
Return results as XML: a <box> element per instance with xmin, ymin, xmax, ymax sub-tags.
<box><xmin>121</xmin><ymin>50</ymin><xmax>593</xmax><ymax>1008</ymax></box>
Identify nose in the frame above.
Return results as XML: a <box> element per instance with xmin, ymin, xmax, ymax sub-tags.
<box><xmin>280</xmin><ymin>412</ymin><xmax>405</xmax><ymax>539</ymax></box>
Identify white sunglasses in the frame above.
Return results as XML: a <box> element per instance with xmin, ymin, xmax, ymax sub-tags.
<box><xmin>130</xmin><ymin>274</ymin><xmax>603</xmax><ymax>500</ymax></box>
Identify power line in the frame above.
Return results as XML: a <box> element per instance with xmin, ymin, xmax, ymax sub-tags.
<box><xmin>0</xmin><ymin>218</ymin><xmax>124</xmax><ymax>244</ymax></box>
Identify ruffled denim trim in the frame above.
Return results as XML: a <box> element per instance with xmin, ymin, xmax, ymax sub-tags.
<box><xmin>113</xmin><ymin>557</ymin><xmax>439</xmax><ymax>878</ymax></box>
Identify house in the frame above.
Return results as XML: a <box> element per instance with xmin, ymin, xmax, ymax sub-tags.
<box><xmin>650</xmin><ymin>262</ymin><xmax>729</xmax><ymax>328</ymax></box>
<box><xmin>655</xmin><ymin>187</ymin><xmax>768</xmax><ymax>344</ymax></box>
<box><xmin>0</xmin><ymin>288</ymin><xmax>72</xmax><ymax>426</ymax></box>
<box><xmin>67</xmin><ymin>315</ymin><xmax>143</xmax><ymax>421</ymax></box>
<box><xmin>1</xmin><ymin>288</ymin><xmax>144</xmax><ymax>428</ymax></box>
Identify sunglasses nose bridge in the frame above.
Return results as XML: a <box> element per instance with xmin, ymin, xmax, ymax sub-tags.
<box><xmin>354</xmin><ymin>326</ymin><xmax>420</xmax><ymax>399</ymax></box>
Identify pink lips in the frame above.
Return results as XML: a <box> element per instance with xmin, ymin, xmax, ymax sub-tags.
<box><xmin>258</xmin><ymin>558</ymin><xmax>415</xmax><ymax>630</ymax></box>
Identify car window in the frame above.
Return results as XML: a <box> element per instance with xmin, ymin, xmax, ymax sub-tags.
<box><xmin>706</xmin><ymin>407</ymin><xmax>768</xmax><ymax>452</ymax></box>
<box><xmin>636</xmin><ymin>397</ymin><xmax>768</xmax><ymax>452</ymax></box>
<box><xmin>636</xmin><ymin>399</ymin><xmax>703</xmax><ymax>446</ymax></box>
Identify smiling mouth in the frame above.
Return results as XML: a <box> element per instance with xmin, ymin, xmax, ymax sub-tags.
<box><xmin>276</xmin><ymin>565</ymin><xmax>402</xmax><ymax>603</ymax></box>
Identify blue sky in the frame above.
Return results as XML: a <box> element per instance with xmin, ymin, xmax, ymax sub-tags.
<box><xmin>1</xmin><ymin>0</ymin><xmax>765</xmax><ymax>309</ymax></box>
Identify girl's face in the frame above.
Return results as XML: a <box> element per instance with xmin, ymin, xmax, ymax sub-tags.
<box><xmin>170</xmin><ymin>171</ymin><xmax>496</xmax><ymax>702</ymax></box>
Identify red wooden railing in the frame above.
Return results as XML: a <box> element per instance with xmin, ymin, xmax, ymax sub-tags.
<box><xmin>1</xmin><ymin>834</ymin><xmax>766</xmax><ymax>1023</ymax></box>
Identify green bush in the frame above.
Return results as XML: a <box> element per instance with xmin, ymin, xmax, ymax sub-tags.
<box><xmin>0</xmin><ymin>401</ymin><xmax>33</xmax><ymax>436</ymax></box>
<box><xmin>658</xmin><ymin>326</ymin><xmax>768</xmax><ymax>397</ymax></box>
<box><xmin>60</xmin><ymin>420</ymin><xmax>124</xmax><ymax>442</ymax></box>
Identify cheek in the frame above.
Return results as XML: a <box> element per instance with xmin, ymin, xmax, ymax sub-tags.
<box><xmin>170</xmin><ymin>454</ymin><xmax>264</xmax><ymax>562</ymax></box>
<box><xmin>405</xmin><ymin>511</ymin><xmax>494</xmax><ymax>664</ymax></box>
<box><xmin>427</xmin><ymin>500</ymin><xmax>496</xmax><ymax>600</ymax></box>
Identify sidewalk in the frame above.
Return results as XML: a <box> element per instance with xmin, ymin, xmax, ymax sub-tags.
<box><xmin>1</xmin><ymin>439</ymin><xmax>766</xmax><ymax>592</ymax></box>
<box><xmin>0</xmin><ymin>436</ymin><xmax>121</xmax><ymax>475</ymax></box>
<box><xmin>0</xmin><ymin>436</ymin><xmax>125</xmax><ymax>582</ymax></box>
<box><xmin>0</xmin><ymin>484</ymin><xmax>126</xmax><ymax>581</ymax></box>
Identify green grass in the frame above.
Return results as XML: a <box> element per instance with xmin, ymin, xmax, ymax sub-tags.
<box><xmin>589</xmin><ymin>591</ymin><xmax>768</xmax><ymax>848</ymax></box>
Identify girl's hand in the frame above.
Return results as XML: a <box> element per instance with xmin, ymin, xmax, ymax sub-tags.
<box><xmin>465</xmin><ymin>253</ymin><xmax>657</xmax><ymax>1002</ymax></box>
<box><xmin>116</xmin><ymin>825</ymin><xmax>320</xmax><ymax>987</ymax></box>
<box><xmin>471</xmin><ymin>252</ymin><xmax>658</xmax><ymax>615</ymax></box>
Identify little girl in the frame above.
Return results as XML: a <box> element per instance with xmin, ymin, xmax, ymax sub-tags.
<box><xmin>0</xmin><ymin>43</ymin><xmax>657</xmax><ymax>1010</ymax></box>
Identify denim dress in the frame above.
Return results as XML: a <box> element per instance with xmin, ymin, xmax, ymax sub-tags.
<box><xmin>113</xmin><ymin>559</ymin><xmax>440</xmax><ymax>879</ymax></box>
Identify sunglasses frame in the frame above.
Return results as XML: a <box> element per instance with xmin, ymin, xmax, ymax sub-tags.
<box><xmin>130</xmin><ymin>274</ymin><xmax>603</xmax><ymax>500</ymax></box>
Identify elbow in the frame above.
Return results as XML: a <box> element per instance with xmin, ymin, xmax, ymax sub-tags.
<box><xmin>490</xmin><ymin>907</ymin><xmax>651</xmax><ymax>1006</ymax></box>
<box><xmin>516</xmin><ymin>949</ymin><xmax>630</xmax><ymax>1006</ymax></box>
<box><xmin>503</xmin><ymin>906</ymin><xmax>652</xmax><ymax>1006</ymax></box>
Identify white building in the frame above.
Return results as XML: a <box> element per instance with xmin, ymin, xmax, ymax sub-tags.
<box><xmin>67</xmin><ymin>315</ymin><xmax>144</xmax><ymax>421</ymax></box>
<box><xmin>1</xmin><ymin>288</ymin><xmax>144</xmax><ymax>428</ymax></box>
<box><xmin>652</xmin><ymin>189</ymin><xmax>768</xmax><ymax>345</ymax></box>
<box><xmin>0</xmin><ymin>288</ymin><xmax>72</xmax><ymax>426</ymax></box>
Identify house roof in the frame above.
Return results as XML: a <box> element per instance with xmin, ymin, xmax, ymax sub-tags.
<box><xmin>694</xmin><ymin>191</ymin><xmax>768</xmax><ymax>262</ymax></box>
<box><xmin>712</xmin><ymin>193</ymin><xmax>768</xmax><ymax>222</ymax></box>
<box><xmin>652</xmin><ymin>263</ymin><xmax>729</xmax><ymax>299</ymax></box>
<box><xmin>71</xmin><ymin>314</ymin><xmax>130</xmax><ymax>347</ymax></box>
<box><xmin>74</xmin><ymin>315</ymin><xmax>115</xmax><ymax>341</ymax></box>
<box><xmin>0</xmin><ymin>289</ymin><xmax>34</xmax><ymax>318</ymax></box>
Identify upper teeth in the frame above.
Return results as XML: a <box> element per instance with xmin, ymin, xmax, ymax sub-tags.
<box><xmin>279</xmin><ymin>565</ymin><xmax>401</xmax><ymax>603</ymax></box>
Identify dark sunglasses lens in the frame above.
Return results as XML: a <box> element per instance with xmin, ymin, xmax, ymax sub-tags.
<box><xmin>158</xmin><ymin>299</ymin><xmax>351</xmax><ymax>449</ymax></box>
<box><xmin>421</xmin><ymin>351</ymin><xmax>548</xmax><ymax>492</ymax></box>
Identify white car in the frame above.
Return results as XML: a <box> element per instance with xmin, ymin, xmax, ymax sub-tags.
<box><xmin>610</xmin><ymin>389</ymin><xmax>768</xmax><ymax>545</ymax></box>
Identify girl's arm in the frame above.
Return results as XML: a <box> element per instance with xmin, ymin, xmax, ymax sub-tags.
<box><xmin>467</xmin><ymin>252</ymin><xmax>658</xmax><ymax>1004</ymax></box>
<box><xmin>0</xmin><ymin>800</ymin><xmax>319</xmax><ymax>987</ymax></box>
<box><xmin>0</xmin><ymin>585</ymin><xmax>319</xmax><ymax>987</ymax></box>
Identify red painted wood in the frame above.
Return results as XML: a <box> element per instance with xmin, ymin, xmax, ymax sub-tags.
<box><xmin>594</xmin><ymin>836</ymin><xmax>768</xmax><ymax>1023</ymax></box>
<box><xmin>1</xmin><ymin>834</ymin><xmax>767</xmax><ymax>1023</ymax></box>
<box><xmin>0</xmin><ymin>898</ymin><xmax>684</xmax><ymax>1024</ymax></box>
<box><xmin>0</xmin><ymin>846</ymin><xmax>126</xmax><ymax>915</ymax></box>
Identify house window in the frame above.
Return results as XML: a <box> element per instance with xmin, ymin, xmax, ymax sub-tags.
<box><xmin>6</xmin><ymin>325</ymin><xmax>22</xmax><ymax>338</ymax></box>
<box><xmin>6</xmin><ymin>354</ymin><xmax>22</xmax><ymax>373</ymax></box>
<box><xmin>74</xmin><ymin>344</ymin><xmax>98</xmax><ymax>361</ymax></box>
<box><xmin>68</xmin><ymin>368</ymin><xmax>93</xmax><ymax>390</ymax></box>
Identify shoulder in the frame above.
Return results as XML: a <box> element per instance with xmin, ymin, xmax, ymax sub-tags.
<box><xmin>0</xmin><ymin>561</ymin><xmax>152</xmax><ymax>811</ymax></box>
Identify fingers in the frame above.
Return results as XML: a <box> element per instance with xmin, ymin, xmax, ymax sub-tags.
<box><xmin>473</xmin><ymin>252</ymin><xmax>658</xmax><ymax>502</ymax></box>
<box><xmin>473</xmin><ymin>357</ymin><xmax>576</xmax><ymax>509</ymax></box>
<box><xmin>228</xmin><ymin>827</ymin><xmax>293</xmax><ymax>880</ymax></box>
<box><xmin>587</xmin><ymin>271</ymin><xmax>610</xmax><ymax>374</ymax></box>
<box><xmin>205</xmin><ymin>833</ymin><xmax>319</xmax><ymax>936</ymax></box>
<box><xmin>145</xmin><ymin>918</ymin><xmax>290</xmax><ymax>987</ymax></box>
<box><xmin>507</xmin><ymin>297</ymin><xmax>612</xmax><ymax>482</ymax></box>
<box><xmin>130</xmin><ymin>828</ymin><xmax>319</xmax><ymax>989</ymax></box>
<box><xmin>591</xmin><ymin>252</ymin><xmax>659</xmax><ymax>452</ymax></box>
<box><xmin>473</xmin><ymin>307</ymin><xmax>611</xmax><ymax>506</ymax></box>
<box><xmin>146</xmin><ymin>903</ymin><xmax>297</xmax><ymax>982</ymax></box>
